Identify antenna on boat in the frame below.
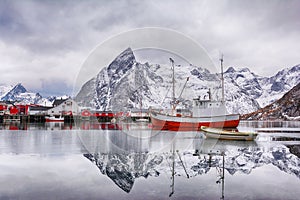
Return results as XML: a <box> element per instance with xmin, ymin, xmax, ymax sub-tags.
<box><xmin>219</xmin><ymin>54</ymin><xmax>225</xmax><ymax>103</ymax></box>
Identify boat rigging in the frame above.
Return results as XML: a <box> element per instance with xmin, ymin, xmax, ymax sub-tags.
<box><xmin>150</xmin><ymin>56</ymin><xmax>240</xmax><ymax>131</ymax></box>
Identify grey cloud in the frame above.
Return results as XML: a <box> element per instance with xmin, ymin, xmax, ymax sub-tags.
<box><xmin>0</xmin><ymin>0</ymin><xmax>299</xmax><ymax>94</ymax></box>
<box><xmin>0</xmin><ymin>1</ymin><xmax>91</xmax><ymax>54</ymax></box>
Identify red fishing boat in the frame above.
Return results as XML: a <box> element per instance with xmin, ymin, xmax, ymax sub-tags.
<box><xmin>150</xmin><ymin>56</ymin><xmax>240</xmax><ymax>131</ymax></box>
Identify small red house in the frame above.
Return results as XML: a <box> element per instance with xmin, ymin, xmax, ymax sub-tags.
<box><xmin>9</xmin><ymin>106</ymin><xmax>19</xmax><ymax>115</ymax></box>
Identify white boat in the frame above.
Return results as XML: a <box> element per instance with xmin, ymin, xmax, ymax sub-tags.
<box><xmin>135</xmin><ymin>118</ymin><xmax>149</xmax><ymax>122</ymax></box>
<box><xmin>150</xmin><ymin>56</ymin><xmax>240</xmax><ymax>131</ymax></box>
<box><xmin>45</xmin><ymin>115</ymin><xmax>64</xmax><ymax>122</ymax></box>
<box><xmin>200</xmin><ymin>126</ymin><xmax>258</xmax><ymax>141</ymax></box>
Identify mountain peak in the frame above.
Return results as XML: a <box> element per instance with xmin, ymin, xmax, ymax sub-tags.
<box><xmin>111</xmin><ymin>47</ymin><xmax>135</xmax><ymax>63</ymax></box>
<box><xmin>240</xmin><ymin>67</ymin><xmax>251</xmax><ymax>72</ymax></box>
<box><xmin>225</xmin><ymin>67</ymin><xmax>251</xmax><ymax>74</ymax></box>
<box><xmin>1</xmin><ymin>83</ymin><xmax>27</xmax><ymax>101</ymax></box>
<box><xmin>123</xmin><ymin>47</ymin><xmax>134</xmax><ymax>54</ymax></box>
<box><xmin>225</xmin><ymin>67</ymin><xmax>236</xmax><ymax>73</ymax></box>
<box><xmin>289</xmin><ymin>64</ymin><xmax>300</xmax><ymax>73</ymax></box>
<box><xmin>107</xmin><ymin>47</ymin><xmax>136</xmax><ymax>77</ymax></box>
<box><xmin>13</xmin><ymin>83</ymin><xmax>27</xmax><ymax>93</ymax></box>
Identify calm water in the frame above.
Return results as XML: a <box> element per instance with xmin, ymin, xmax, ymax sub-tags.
<box><xmin>0</xmin><ymin>121</ymin><xmax>300</xmax><ymax>200</ymax></box>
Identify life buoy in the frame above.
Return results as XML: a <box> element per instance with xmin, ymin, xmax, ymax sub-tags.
<box><xmin>81</xmin><ymin>110</ymin><xmax>91</xmax><ymax>117</ymax></box>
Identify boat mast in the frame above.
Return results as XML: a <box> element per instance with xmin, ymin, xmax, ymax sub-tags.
<box><xmin>170</xmin><ymin>58</ymin><xmax>175</xmax><ymax>104</ymax></box>
<box><xmin>220</xmin><ymin>54</ymin><xmax>225</xmax><ymax>103</ymax></box>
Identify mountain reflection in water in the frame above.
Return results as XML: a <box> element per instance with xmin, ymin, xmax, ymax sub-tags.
<box><xmin>0</xmin><ymin>121</ymin><xmax>300</xmax><ymax>199</ymax></box>
<box><xmin>78</xmin><ymin>128</ymin><xmax>300</xmax><ymax>195</ymax></box>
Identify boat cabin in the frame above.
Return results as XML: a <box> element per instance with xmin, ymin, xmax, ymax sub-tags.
<box><xmin>192</xmin><ymin>89</ymin><xmax>222</xmax><ymax>109</ymax></box>
<box><xmin>175</xmin><ymin>108</ymin><xmax>192</xmax><ymax>117</ymax></box>
<box><xmin>193</xmin><ymin>97</ymin><xmax>222</xmax><ymax>109</ymax></box>
<box><xmin>191</xmin><ymin>89</ymin><xmax>228</xmax><ymax>117</ymax></box>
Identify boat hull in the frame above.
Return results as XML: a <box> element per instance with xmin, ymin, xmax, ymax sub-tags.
<box><xmin>150</xmin><ymin>111</ymin><xmax>240</xmax><ymax>131</ymax></box>
<box><xmin>201</xmin><ymin>126</ymin><xmax>257</xmax><ymax>141</ymax></box>
<box><xmin>45</xmin><ymin>116</ymin><xmax>64</xmax><ymax>122</ymax></box>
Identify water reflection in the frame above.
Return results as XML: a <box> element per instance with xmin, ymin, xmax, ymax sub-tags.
<box><xmin>78</xmin><ymin>128</ymin><xmax>300</xmax><ymax>198</ymax></box>
<box><xmin>1</xmin><ymin>120</ymin><xmax>299</xmax><ymax>131</ymax></box>
<box><xmin>0</xmin><ymin>121</ymin><xmax>118</xmax><ymax>130</ymax></box>
<box><xmin>0</xmin><ymin>121</ymin><xmax>300</xmax><ymax>199</ymax></box>
<box><xmin>240</xmin><ymin>120</ymin><xmax>300</xmax><ymax>129</ymax></box>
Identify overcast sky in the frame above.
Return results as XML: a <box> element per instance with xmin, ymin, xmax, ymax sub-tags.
<box><xmin>0</xmin><ymin>0</ymin><xmax>299</xmax><ymax>96</ymax></box>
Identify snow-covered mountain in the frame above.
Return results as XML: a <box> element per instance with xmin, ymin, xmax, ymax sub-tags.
<box><xmin>75</xmin><ymin>48</ymin><xmax>300</xmax><ymax>114</ymax></box>
<box><xmin>223</xmin><ymin>67</ymin><xmax>262</xmax><ymax>114</ymax></box>
<box><xmin>242</xmin><ymin>82</ymin><xmax>300</xmax><ymax>120</ymax></box>
<box><xmin>0</xmin><ymin>83</ymin><xmax>43</xmax><ymax>104</ymax></box>
<box><xmin>257</xmin><ymin>64</ymin><xmax>300</xmax><ymax>107</ymax></box>
<box><xmin>0</xmin><ymin>83</ymin><xmax>69</xmax><ymax>106</ymax></box>
<box><xmin>76</xmin><ymin>48</ymin><xmax>221</xmax><ymax>111</ymax></box>
<box><xmin>224</xmin><ymin>65</ymin><xmax>300</xmax><ymax>114</ymax></box>
<box><xmin>0</xmin><ymin>83</ymin><xmax>25</xmax><ymax>100</ymax></box>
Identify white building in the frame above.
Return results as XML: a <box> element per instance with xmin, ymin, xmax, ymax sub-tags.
<box><xmin>47</xmin><ymin>98</ymin><xmax>80</xmax><ymax>116</ymax></box>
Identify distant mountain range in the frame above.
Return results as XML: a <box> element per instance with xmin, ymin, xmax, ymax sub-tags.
<box><xmin>242</xmin><ymin>82</ymin><xmax>300</xmax><ymax>120</ymax></box>
<box><xmin>75</xmin><ymin>48</ymin><xmax>300</xmax><ymax>114</ymax></box>
<box><xmin>223</xmin><ymin>64</ymin><xmax>300</xmax><ymax>114</ymax></box>
<box><xmin>0</xmin><ymin>83</ymin><xmax>69</xmax><ymax>106</ymax></box>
